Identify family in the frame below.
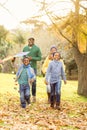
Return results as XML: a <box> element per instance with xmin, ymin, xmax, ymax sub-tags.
<box><xmin>1</xmin><ymin>37</ymin><xmax>67</xmax><ymax>110</ymax></box>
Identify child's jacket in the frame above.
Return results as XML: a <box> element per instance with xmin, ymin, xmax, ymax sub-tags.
<box><xmin>16</xmin><ymin>64</ymin><xmax>36</xmax><ymax>85</ymax></box>
<box><xmin>46</xmin><ymin>60</ymin><xmax>66</xmax><ymax>84</ymax></box>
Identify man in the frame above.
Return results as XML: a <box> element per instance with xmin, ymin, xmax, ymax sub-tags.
<box><xmin>23</xmin><ymin>37</ymin><xmax>42</xmax><ymax>102</ymax></box>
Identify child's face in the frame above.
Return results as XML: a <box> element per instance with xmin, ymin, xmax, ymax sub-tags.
<box><xmin>23</xmin><ymin>58</ymin><xmax>30</xmax><ymax>66</ymax></box>
<box><xmin>53</xmin><ymin>53</ymin><xmax>60</xmax><ymax>60</ymax></box>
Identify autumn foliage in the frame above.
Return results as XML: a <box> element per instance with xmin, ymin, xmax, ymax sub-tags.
<box><xmin>0</xmin><ymin>74</ymin><xmax>87</xmax><ymax>130</ymax></box>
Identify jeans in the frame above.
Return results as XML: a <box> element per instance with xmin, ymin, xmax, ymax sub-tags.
<box><xmin>32</xmin><ymin>69</ymin><xmax>37</xmax><ymax>96</ymax></box>
<box><xmin>19</xmin><ymin>84</ymin><xmax>30</xmax><ymax>108</ymax></box>
<box><xmin>50</xmin><ymin>81</ymin><xmax>61</xmax><ymax>103</ymax></box>
<box><xmin>46</xmin><ymin>75</ymin><xmax>51</xmax><ymax>93</ymax></box>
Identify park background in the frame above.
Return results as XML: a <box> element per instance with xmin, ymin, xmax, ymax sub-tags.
<box><xmin>0</xmin><ymin>0</ymin><xmax>87</xmax><ymax>129</ymax></box>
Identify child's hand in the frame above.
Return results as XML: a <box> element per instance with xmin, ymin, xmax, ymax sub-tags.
<box><xmin>44</xmin><ymin>79</ymin><xmax>48</xmax><ymax>85</ymax></box>
<box><xmin>30</xmin><ymin>79</ymin><xmax>35</xmax><ymax>84</ymax></box>
<box><xmin>64</xmin><ymin>80</ymin><xmax>67</xmax><ymax>84</ymax></box>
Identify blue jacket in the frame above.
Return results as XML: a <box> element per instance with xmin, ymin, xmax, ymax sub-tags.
<box><xmin>16</xmin><ymin>64</ymin><xmax>36</xmax><ymax>85</ymax></box>
<box><xmin>46</xmin><ymin>60</ymin><xmax>66</xmax><ymax>84</ymax></box>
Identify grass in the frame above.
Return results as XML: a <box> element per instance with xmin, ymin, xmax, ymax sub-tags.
<box><xmin>0</xmin><ymin>73</ymin><xmax>87</xmax><ymax>130</ymax></box>
<box><xmin>0</xmin><ymin>73</ymin><xmax>87</xmax><ymax>103</ymax></box>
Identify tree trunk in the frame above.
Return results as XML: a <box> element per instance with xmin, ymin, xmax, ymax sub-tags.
<box><xmin>73</xmin><ymin>47</ymin><xmax>87</xmax><ymax>97</ymax></box>
<box><xmin>78</xmin><ymin>59</ymin><xmax>87</xmax><ymax>97</ymax></box>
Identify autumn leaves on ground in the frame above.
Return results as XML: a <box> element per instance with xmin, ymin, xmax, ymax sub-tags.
<box><xmin>0</xmin><ymin>74</ymin><xmax>87</xmax><ymax>130</ymax></box>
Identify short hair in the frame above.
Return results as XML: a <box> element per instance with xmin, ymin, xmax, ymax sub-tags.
<box><xmin>53</xmin><ymin>52</ymin><xmax>61</xmax><ymax>57</ymax></box>
<box><xmin>28</xmin><ymin>37</ymin><xmax>35</xmax><ymax>41</ymax></box>
<box><xmin>22</xmin><ymin>56</ymin><xmax>29</xmax><ymax>61</ymax></box>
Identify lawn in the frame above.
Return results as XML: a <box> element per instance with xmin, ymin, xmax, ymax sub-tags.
<box><xmin>0</xmin><ymin>73</ymin><xmax>87</xmax><ymax>130</ymax></box>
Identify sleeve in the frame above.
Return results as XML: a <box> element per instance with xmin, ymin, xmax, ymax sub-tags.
<box><xmin>41</xmin><ymin>56</ymin><xmax>49</xmax><ymax>74</ymax></box>
<box><xmin>45</xmin><ymin>62</ymin><xmax>52</xmax><ymax>82</ymax></box>
<box><xmin>15</xmin><ymin>67</ymin><xmax>21</xmax><ymax>82</ymax></box>
<box><xmin>61</xmin><ymin>62</ymin><xmax>66</xmax><ymax>81</ymax></box>
<box><xmin>30</xmin><ymin>67</ymin><xmax>36</xmax><ymax>80</ymax></box>
<box><xmin>23</xmin><ymin>47</ymin><xmax>25</xmax><ymax>52</ymax></box>
<box><xmin>16</xmin><ymin>67</ymin><xmax>20</xmax><ymax>77</ymax></box>
<box><xmin>31</xmin><ymin>48</ymin><xmax>42</xmax><ymax>61</ymax></box>
<box><xmin>16</xmin><ymin>65</ymin><xmax>22</xmax><ymax>77</ymax></box>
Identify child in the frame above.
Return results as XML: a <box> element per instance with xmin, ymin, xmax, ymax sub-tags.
<box><xmin>45</xmin><ymin>52</ymin><xmax>66</xmax><ymax>110</ymax></box>
<box><xmin>41</xmin><ymin>46</ymin><xmax>57</xmax><ymax>103</ymax></box>
<box><xmin>16</xmin><ymin>56</ymin><xmax>35</xmax><ymax>108</ymax></box>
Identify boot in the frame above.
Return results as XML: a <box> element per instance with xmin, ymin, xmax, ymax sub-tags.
<box><xmin>50</xmin><ymin>102</ymin><xmax>54</xmax><ymax>108</ymax></box>
<box><xmin>47</xmin><ymin>92</ymin><xmax>50</xmax><ymax>103</ymax></box>
<box><xmin>32</xmin><ymin>96</ymin><xmax>36</xmax><ymax>103</ymax></box>
<box><xmin>56</xmin><ymin>102</ymin><xmax>60</xmax><ymax>110</ymax></box>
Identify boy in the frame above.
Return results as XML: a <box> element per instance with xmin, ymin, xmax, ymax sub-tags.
<box><xmin>45</xmin><ymin>52</ymin><xmax>66</xmax><ymax>110</ymax></box>
<box><xmin>16</xmin><ymin>56</ymin><xmax>35</xmax><ymax>108</ymax></box>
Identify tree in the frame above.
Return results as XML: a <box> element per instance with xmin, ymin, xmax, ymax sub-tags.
<box><xmin>0</xmin><ymin>25</ymin><xmax>11</xmax><ymax>58</ymax></box>
<box><xmin>13</xmin><ymin>29</ymin><xmax>26</xmax><ymax>51</ymax></box>
<box><xmin>71</xmin><ymin>0</ymin><xmax>87</xmax><ymax>97</ymax></box>
<box><xmin>31</xmin><ymin>0</ymin><xmax>87</xmax><ymax>97</ymax></box>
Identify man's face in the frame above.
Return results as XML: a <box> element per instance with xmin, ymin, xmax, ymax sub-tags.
<box><xmin>23</xmin><ymin>58</ymin><xmax>30</xmax><ymax>66</ymax></box>
<box><xmin>28</xmin><ymin>39</ymin><xmax>34</xmax><ymax>46</ymax></box>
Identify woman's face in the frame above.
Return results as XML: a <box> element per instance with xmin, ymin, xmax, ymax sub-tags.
<box><xmin>50</xmin><ymin>48</ymin><xmax>57</xmax><ymax>54</ymax></box>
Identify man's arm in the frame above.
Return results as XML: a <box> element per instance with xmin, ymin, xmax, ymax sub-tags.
<box><xmin>31</xmin><ymin>48</ymin><xmax>42</xmax><ymax>61</ymax></box>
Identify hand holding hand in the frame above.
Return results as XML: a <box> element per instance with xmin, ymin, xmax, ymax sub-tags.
<box><xmin>64</xmin><ymin>80</ymin><xmax>67</xmax><ymax>84</ymax></box>
<box><xmin>44</xmin><ymin>79</ymin><xmax>48</xmax><ymax>85</ymax></box>
<box><xmin>30</xmin><ymin>78</ymin><xmax>35</xmax><ymax>84</ymax></box>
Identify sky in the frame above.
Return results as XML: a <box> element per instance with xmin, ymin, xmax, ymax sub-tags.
<box><xmin>0</xmin><ymin>0</ymin><xmax>38</xmax><ymax>29</ymax></box>
<box><xmin>0</xmin><ymin>0</ymin><xmax>75</xmax><ymax>30</ymax></box>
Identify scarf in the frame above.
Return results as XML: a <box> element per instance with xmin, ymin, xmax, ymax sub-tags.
<box><xmin>16</xmin><ymin>64</ymin><xmax>34</xmax><ymax>80</ymax></box>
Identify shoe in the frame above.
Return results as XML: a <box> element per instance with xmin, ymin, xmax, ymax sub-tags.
<box><xmin>32</xmin><ymin>96</ymin><xmax>36</xmax><ymax>103</ymax></box>
<box><xmin>56</xmin><ymin>105</ymin><xmax>61</xmax><ymax>110</ymax></box>
<box><xmin>50</xmin><ymin>103</ymin><xmax>54</xmax><ymax>108</ymax></box>
<box><xmin>56</xmin><ymin>102</ymin><xmax>61</xmax><ymax>110</ymax></box>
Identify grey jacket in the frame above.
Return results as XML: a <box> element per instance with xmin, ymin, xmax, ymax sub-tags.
<box><xmin>45</xmin><ymin>60</ymin><xmax>66</xmax><ymax>84</ymax></box>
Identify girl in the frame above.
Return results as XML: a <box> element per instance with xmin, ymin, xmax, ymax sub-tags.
<box><xmin>45</xmin><ymin>52</ymin><xmax>66</xmax><ymax>110</ymax></box>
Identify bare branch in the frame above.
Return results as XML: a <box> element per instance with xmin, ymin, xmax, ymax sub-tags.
<box><xmin>1</xmin><ymin>0</ymin><xmax>9</xmax><ymax>6</ymax></box>
<box><xmin>0</xmin><ymin>3</ymin><xmax>13</xmax><ymax>16</ymax></box>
